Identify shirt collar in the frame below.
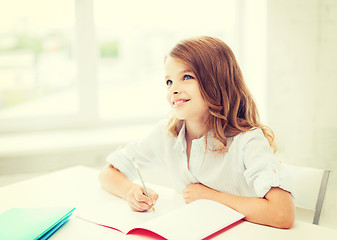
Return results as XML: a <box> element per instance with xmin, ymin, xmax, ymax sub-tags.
<box><xmin>172</xmin><ymin>122</ymin><xmax>227</xmax><ymax>151</ymax></box>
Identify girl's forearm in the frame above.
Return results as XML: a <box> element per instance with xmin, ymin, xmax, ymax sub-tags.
<box><xmin>205</xmin><ymin>187</ymin><xmax>295</xmax><ymax>229</ymax></box>
<box><xmin>99</xmin><ymin>164</ymin><xmax>136</xmax><ymax>200</ymax></box>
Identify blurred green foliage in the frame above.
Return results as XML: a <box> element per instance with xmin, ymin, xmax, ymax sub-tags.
<box><xmin>0</xmin><ymin>34</ymin><xmax>42</xmax><ymax>55</ymax></box>
<box><xmin>100</xmin><ymin>40</ymin><xmax>118</xmax><ymax>58</ymax></box>
<box><xmin>14</xmin><ymin>35</ymin><xmax>43</xmax><ymax>54</ymax></box>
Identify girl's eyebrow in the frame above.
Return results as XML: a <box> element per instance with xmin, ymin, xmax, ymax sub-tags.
<box><xmin>165</xmin><ymin>70</ymin><xmax>194</xmax><ymax>79</ymax></box>
<box><xmin>180</xmin><ymin>69</ymin><xmax>194</xmax><ymax>74</ymax></box>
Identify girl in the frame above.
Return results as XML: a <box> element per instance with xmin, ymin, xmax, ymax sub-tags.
<box><xmin>99</xmin><ymin>36</ymin><xmax>295</xmax><ymax>229</ymax></box>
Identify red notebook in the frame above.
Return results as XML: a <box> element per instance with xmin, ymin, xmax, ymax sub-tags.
<box><xmin>78</xmin><ymin>199</ymin><xmax>244</xmax><ymax>239</ymax></box>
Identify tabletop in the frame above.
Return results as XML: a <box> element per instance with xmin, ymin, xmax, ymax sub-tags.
<box><xmin>1</xmin><ymin>165</ymin><xmax>336</xmax><ymax>239</ymax></box>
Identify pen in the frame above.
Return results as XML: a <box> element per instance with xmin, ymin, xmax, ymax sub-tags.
<box><xmin>131</xmin><ymin>157</ymin><xmax>155</xmax><ymax>212</ymax></box>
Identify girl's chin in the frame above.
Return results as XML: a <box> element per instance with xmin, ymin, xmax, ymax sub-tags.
<box><xmin>172</xmin><ymin>112</ymin><xmax>186</xmax><ymax>120</ymax></box>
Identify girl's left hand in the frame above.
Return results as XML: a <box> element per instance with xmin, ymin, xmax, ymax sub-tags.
<box><xmin>183</xmin><ymin>183</ymin><xmax>214</xmax><ymax>204</ymax></box>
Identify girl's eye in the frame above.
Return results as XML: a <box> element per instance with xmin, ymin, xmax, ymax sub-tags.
<box><xmin>183</xmin><ymin>75</ymin><xmax>193</xmax><ymax>80</ymax></box>
<box><xmin>166</xmin><ymin>79</ymin><xmax>173</xmax><ymax>86</ymax></box>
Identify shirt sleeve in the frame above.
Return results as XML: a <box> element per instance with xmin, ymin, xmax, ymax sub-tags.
<box><xmin>106</xmin><ymin>120</ymin><xmax>166</xmax><ymax>181</ymax></box>
<box><xmin>242</xmin><ymin>129</ymin><xmax>293</xmax><ymax>198</ymax></box>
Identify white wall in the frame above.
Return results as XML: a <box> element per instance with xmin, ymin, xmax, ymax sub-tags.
<box><xmin>267</xmin><ymin>0</ymin><xmax>337</xmax><ymax>229</ymax></box>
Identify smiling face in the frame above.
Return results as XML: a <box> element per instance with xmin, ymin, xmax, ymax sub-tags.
<box><xmin>165</xmin><ymin>56</ymin><xmax>210</xmax><ymax>124</ymax></box>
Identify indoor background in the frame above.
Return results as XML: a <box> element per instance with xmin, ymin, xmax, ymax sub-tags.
<box><xmin>0</xmin><ymin>0</ymin><xmax>336</xmax><ymax>230</ymax></box>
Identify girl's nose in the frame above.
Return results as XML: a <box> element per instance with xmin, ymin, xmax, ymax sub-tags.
<box><xmin>168</xmin><ymin>81</ymin><xmax>180</xmax><ymax>95</ymax></box>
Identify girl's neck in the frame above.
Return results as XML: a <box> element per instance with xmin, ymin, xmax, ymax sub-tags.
<box><xmin>185</xmin><ymin>120</ymin><xmax>207</xmax><ymax>141</ymax></box>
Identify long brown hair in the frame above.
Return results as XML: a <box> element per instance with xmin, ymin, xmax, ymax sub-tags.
<box><xmin>166</xmin><ymin>36</ymin><xmax>276</xmax><ymax>153</ymax></box>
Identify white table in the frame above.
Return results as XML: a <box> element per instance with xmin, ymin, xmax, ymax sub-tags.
<box><xmin>1</xmin><ymin>165</ymin><xmax>336</xmax><ymax>239</ymax></box>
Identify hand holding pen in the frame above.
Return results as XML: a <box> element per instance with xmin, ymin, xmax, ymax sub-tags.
<box><xmin>126</xmin><ymin>157</ymin><xmax>158</xmax><ymax>212</ymax></box>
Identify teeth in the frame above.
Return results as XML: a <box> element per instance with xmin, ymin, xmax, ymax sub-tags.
<box><xmin>173</xmin><ymin>100</ymin><xmax>185</xmax><ymax>105</ymax></box>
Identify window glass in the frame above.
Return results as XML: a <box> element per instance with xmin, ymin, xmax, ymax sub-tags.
<box><xmin>0</xmin><ymin>1</ymin><xmax>78</xmax><ymax>120</ymax></box>
<box><xmin>0</xmin><ymin>0</ymin><xmax>239</xmax><ymax>131</ymax></box>
<box><xmin>94</xmin><ymin>0</ymin><xmax>237</xmax><ymax>121</ymax></box>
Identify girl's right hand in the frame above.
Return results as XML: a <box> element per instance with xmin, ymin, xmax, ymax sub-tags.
<box><xmin>126</xmin><ymin>185</ymin><xmax>158</xmax><ymax>211</ymax></box>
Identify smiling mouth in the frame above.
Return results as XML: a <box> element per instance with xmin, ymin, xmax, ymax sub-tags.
<box><xmin>173</xmin><ymin>99</ymin><xmax>190</xmax><ymax>107</ymax></box>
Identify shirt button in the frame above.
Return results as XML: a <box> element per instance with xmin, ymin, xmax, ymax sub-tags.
<box><xmin>273</xmin><ymin>169</ymin><xmax>277</xmax><ymax>174</ymax></box>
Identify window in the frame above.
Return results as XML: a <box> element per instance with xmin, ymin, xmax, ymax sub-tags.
<box><xmin>0</xmin><ymin>0</ymin><xmax>78</xmax><ymax>131</ymax></box>
<box><xmin>0</xmin><ymin>0</ymin><xmax>240</xmax><ymax>132</ymax></box>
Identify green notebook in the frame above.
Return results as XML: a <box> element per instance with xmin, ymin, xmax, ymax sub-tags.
<box><xmin>0</xmin><ymin>207</ymin><xmax>75</xmax><ymax>240</ymax></box>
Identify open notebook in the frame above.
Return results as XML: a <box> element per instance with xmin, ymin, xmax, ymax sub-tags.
<box><xmin>78</xmin><ymin>198</ymin><xmax>244</xmax><ymax>239</ymax></box>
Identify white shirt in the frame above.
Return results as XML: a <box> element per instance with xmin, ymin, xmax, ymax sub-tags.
<box><xmin>106</xmin><ymin>120</ymin><xmax>292</xmax><ymax>198</ymax></box>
